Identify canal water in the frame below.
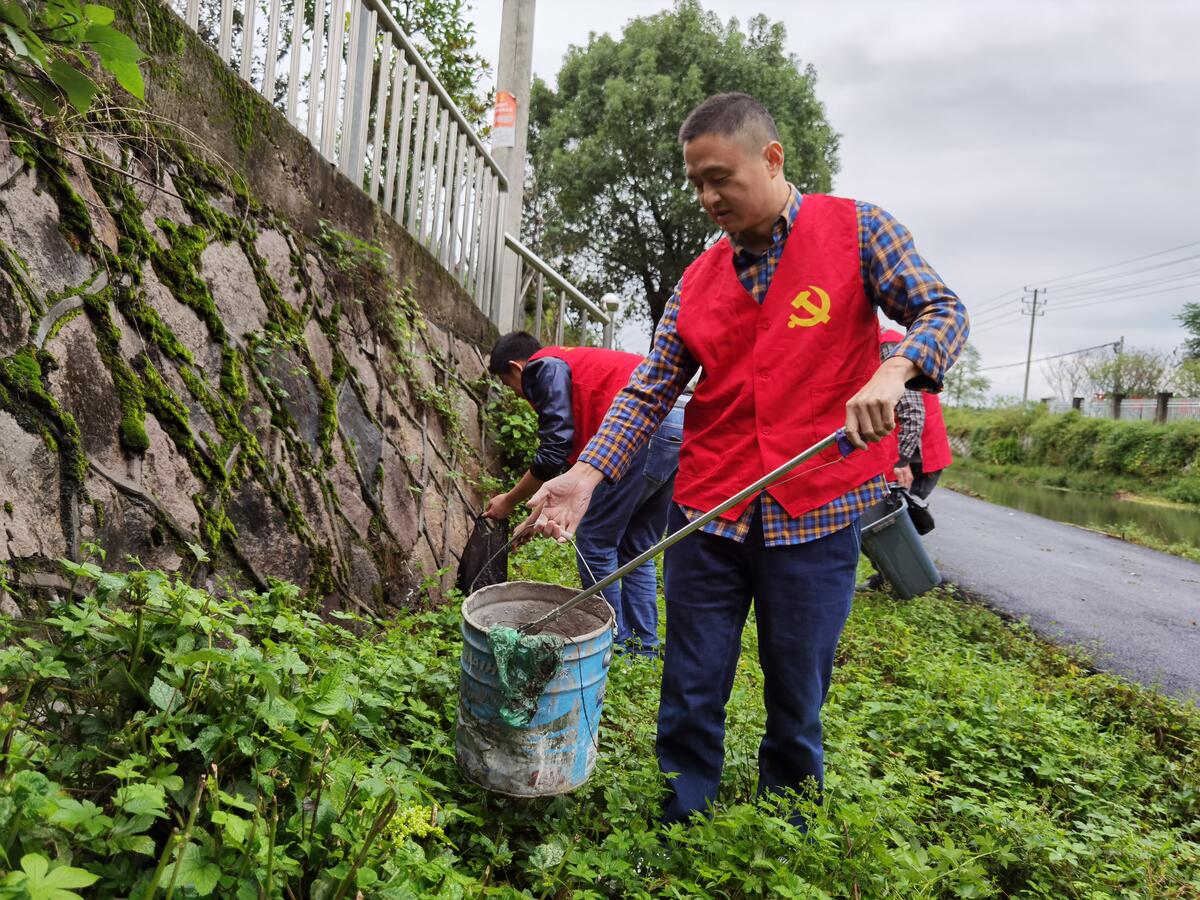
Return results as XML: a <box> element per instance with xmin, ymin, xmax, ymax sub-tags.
<box><xmin>943</xmin><ymin>467</ymin><xmax>1200</xmax><ymax>549</ymax></box>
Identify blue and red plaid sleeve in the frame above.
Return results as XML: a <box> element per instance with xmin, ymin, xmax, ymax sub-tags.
<box><xmin>857</xmin><ymin>201</ymin><xmax>970</xmax><ymax>390</ymax></box>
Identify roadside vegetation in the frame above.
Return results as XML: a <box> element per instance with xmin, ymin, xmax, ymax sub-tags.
<box><xmin>943</xmin><ymin>406</ymin><xmax>1200</xmax><ymax>506</ymax></box>
<box><xmin>1</xmin><ymin>540</ymin><xmax>1197</xmax><ymax>898</ymax></box>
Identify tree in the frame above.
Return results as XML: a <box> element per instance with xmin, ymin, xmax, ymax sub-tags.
<box><xmin>525</xmin><ymin>1</ymin><xmax>839</xmax><ymax>330</ymax></box>
<box><xmin>392</xmin><ymin>0</ymin><xmax>492</xmax><ymax>126</ymax></box>
<box><xmin>943</xmin><ymin>343</ymin><xmax>990</xmax><ymax>407</ymax></box>
<box><xmin>0</xmin><ymin>0</ymin><xmax>145</xmax><ymax>115</ymax></box>
<box><xmin>1084</xmin><ymin>347</ymin><xmax>1170</xmax><ymax>398</ymax></box>
<box><xmin>1172</xmin><ymin>357</ymin><xmax>1200</xmax><ymax>398</ymax></box>
<box><xmin>1176</xmin><ymin>301</ymin><xmax>1200</xmax><ymax>360</ymax></box>
<box><xmin>1042</xmin><ymin>351</ymin><xmax>1095</xmax><ymax>400</ymax></box>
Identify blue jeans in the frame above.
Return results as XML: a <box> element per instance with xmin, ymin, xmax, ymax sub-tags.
<box><xmin>657</xmin><ymin>501</ymin><xmax>859</xmax><ymax>825</ymax></box>
<box><xmin>575</xmin><ymin>406</ymin><xmax>684</xmax><ymax>655</ymax></box>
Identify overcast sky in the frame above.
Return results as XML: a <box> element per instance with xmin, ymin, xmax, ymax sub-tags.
<box><xmin>469</xmin><ymin>0</ymin><xmax>1199</xmax><ymax>400</ymax></box>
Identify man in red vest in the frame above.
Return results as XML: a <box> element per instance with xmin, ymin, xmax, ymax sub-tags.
<box><xmin>524</xmin><ymin>93</ymin><xmax>968</xmax><ymax>826</ymax></box>
<box><xmin>484</xmin><ymin>332</ymin><xmax>684</xmax><ymax>655</ymax></box>
<box><xmin>881</xmin><ymin>328</ymin><xmax>954</xmax><ymax>498</ymax></box>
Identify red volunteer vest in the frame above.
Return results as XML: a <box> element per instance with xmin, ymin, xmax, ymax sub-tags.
<box><xmin>675</xmin><ymin>194</ymin><xmax>888</xmax><ymax>521</ymax></box>
<box><xmin>879</xmin><ymin>328</ymin><xmax>953</xmax><ymax>474</ymax></box>
<box><xmin>920</xmin><ymin>392</ymin><xmax>953</xmax><ymax>472</ymax></box>
<box><xmin>528</xmin><ymin>346</ymin><xmax>643</xmax><ymax>466</ymax></box>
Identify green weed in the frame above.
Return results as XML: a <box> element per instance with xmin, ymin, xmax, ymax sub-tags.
<box><xmin>0</xmin><ymin>542</ymin><xmax>1196</xmax><ymax>897</ymax></box>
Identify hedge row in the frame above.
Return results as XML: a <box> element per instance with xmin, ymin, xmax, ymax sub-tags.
<box><xmin>943</xmin><ymin>407</ymin><xmax>1200</xmax><ymax>503</ymax></box>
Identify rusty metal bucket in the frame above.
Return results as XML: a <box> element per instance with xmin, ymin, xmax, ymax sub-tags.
<box><xmin>456</xmin><ymin>581</ymin><xmax>614</xmax><ymax>797</ymax></box>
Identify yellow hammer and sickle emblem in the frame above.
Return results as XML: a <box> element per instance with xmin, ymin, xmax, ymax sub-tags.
<box><xmin>787</xmin><ymin>285</ymin><xmax>832</xmax><ymax>328</ymax></box>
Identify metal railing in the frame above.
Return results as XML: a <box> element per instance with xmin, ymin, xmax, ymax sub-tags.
<box><xmin>169</xmin><ymin>0</ymin><xmax>612</xmax><ymax>342</ymax></box>
<box><xmin>505</xmin><ymin>233</ymin><xmax>616</xmax><ymax>348</ymax></box>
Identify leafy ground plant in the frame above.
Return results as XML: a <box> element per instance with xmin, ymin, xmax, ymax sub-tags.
<box><xmin>0</xmin><ymin>542</ymin><xmax>1197</xmax><ymax>897</ymax></box>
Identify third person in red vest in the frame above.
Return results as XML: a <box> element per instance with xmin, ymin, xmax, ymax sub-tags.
<box><xmin>880</xmin><ymin>329</ymin><xmax>954</xmax><ymax>498</ymax></box>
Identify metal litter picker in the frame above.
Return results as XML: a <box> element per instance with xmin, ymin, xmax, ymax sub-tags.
<box><xmin>456</xmin><ymin>428</ymin><xmax>857</xmax><ymax>796</ymax></box>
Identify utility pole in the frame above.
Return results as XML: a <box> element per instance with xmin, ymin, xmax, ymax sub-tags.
<box><xmin>1021</xmin><ymin>287</ymin><xmax>1046</xmax><ymax>405</ymax></box>
<box><xmin>1114</xmin><ymin>335</ymin><xmax>1125</xmax><ymax>395</ymax></box>
<box><xmin>493</xmin><ymin>0</ymin><xmax>536</xmax><ymax>332</ymax></box>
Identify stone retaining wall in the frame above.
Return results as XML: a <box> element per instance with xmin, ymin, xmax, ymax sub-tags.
<box><xmin>0</xmin><ymin>12</ymin><xmax>501</xmax><ymax>611</ymax></box>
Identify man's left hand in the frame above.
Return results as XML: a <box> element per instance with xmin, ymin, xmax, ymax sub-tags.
<box><xmin>843</xmin><ymin>356</ymin><xmax>922</xmax><ymax>450</ymax></box>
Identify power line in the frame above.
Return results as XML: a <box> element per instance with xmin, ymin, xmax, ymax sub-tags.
<box><xmin>968</xmin><ymin>272</ymin><xmax>1200</xmax><ymax>333</ymax></box>
<box><xmin>1047</xmin><ymin>266</ymin><xmax>1200</xmax><ymax>302</ymax></box>
<box><xmin>1049</xmin><ymin>281</ymin><xmax>1200</xmax><ymax>313</ymax></box>
<box><xmin>1035</xmin><ymin>252</ymin><xmax>1200</xmax><ymax>295</ymax></box>
<box><xmin>968</xmin><ymin>240</ymin><xmax>1200</xmax><ymax>320</ymax></box>
<box><xmin>1033</xmin><ymin>240</ymin><xmax>1200</xmax><ymax>288</ymax></box>
<box><xmin>980</xmin><ymin>340</ymin><xmax>1120</xmax><ymax>372</ymax></box>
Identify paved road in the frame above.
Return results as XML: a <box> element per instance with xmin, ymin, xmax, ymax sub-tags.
<box><xmin>923</xmin><ymin>488</ymin><xmax>1200</xmax><ymax>701</ymax></box>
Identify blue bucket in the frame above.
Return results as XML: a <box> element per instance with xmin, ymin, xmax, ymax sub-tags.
<box><xmin>457</xmin><ymin>581</ymin><xmax>614</xmax><ymax>796</ymax></box>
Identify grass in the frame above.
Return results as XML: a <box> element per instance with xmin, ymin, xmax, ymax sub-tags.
<box><xmin>0</xmin><ymin>544</ymin><xmax>1197</xmax><ymax>898</ymax></box>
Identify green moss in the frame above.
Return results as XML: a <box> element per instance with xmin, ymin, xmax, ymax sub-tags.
<box><xmin>137</xmin><ymin>359</ymin><xmax>216</xmax><ymax>483</ymax></box>
<box><xmin>90</xmin><ymin>498</ymin><xmax>105</xmax><ymax>529</ymax></box>
<box><xmin>81</xmin><ymin>292</ymin><xmax>149</xmax><ymax>454</ymax></box>
<box><xmin>3</xmin><ymin>500</ymin><xmax>13</xmax><ymax>515</ymax></box>
<box><xmin>219</xmin><ymin>346</ymin><xmax>248</xmax><ymax>405</ymax></box>
<box><xmin>114</xmin><ymin>0</ymin><xmax>186</xmax><ymax>81</ymax></box>
<box><xmin>0</xmin><ymin>242</ymin><xmax>44</xmax><ymax>319</ymax></box>
<box><xmin>151</xmin><ymin>221</ymin><xmax>228</xmax><ymax>343</ymax></box>
<box><xmin>0</xmin><ymin>347</ymin><xmax>88</xmax><ymax>485</ymax></box>
<box><xmin>42</xmin><ymin>306</ymin><xmax>84</xmax><ymax>344</ymax></box>
<box><xmin>88</xmin><ymin>170</ymin><xmax>156</xmax><ymax>279</ymax></box>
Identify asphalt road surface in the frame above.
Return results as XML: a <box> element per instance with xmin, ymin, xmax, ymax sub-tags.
<box><xmin>923</xmin><ymin>488</ymin><xmax>1200</xmax><ymax>702</ymax></box>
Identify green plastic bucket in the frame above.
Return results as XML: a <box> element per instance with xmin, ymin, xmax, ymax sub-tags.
<box><xmin>860</xmin><ymin>491</ymin><xmax>943</xmax><ymax>600</ymax></box>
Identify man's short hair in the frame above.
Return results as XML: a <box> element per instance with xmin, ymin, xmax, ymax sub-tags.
<box><xmin>488</xmin><ymin>331</ymin><xmax>542</xmax><ymax>375</ymax></box>
<box><xmin>678</xmin><ymin>92</ymin><xmax>780</xmax><ymax>149</ymax></box>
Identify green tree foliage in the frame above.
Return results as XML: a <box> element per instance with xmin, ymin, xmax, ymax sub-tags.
<box><xmin>1173</xmin><ymin>356</ymin><xmax>1200</xmax><ymax>398</ymax></box>
<box><xmin>1085</xmin><ymin>346</ymin><xmax>1170</xmax><ymax>397</ymax></box>
<box><xmin>943</xmin><ymin>342</ymin><xmax>990</xmax><ymax>407</ymax></box>
<box><xmin>526</xmin><ymin>0</ymin><xmax>839</xmax><ymax>329</ymax></box>
<box><xmin>391</xmin><ymin>0</ymin><xmax>491</xmax><ymax>127</ymax></box>
<box><xmin>1176</xmin><ymin>300</ymin><xmax>1200</xmax><ymax>360</ymax></box>
<box><xmin>0</xmin><ymin>0</ymin><xmax>144</xmax><ymax>115</ymax></box>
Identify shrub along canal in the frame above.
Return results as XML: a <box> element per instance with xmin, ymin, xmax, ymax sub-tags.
<box><xmin>944</xmin><ymin>465</ymin><xmax>1200</xmax><ymax>549</ymax></box>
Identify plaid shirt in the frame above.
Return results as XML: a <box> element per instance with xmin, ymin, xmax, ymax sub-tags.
<box><xmin>579</xmin><ymin>187</ymin><xmax>969</xmax><ymax>546</ymax></box>
<box><xmin>883</xmin><ymin>340</ymin><xmax>927</xmax><ymax>465</ymax></box>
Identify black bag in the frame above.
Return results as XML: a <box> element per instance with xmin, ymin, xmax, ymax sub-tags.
<box><xmin>456</xmin><ymin>515</ymin><xmax>509</xmax><ymax>595</ymax></box>
<box><xmin>899</xmin><ymin>487</ymin><xmax>935</xmax><ymax>535</ymax></box>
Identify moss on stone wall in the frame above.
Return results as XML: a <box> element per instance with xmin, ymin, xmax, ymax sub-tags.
<box><xmin>0</xmin><ymin>347</ymin><xmax>87</xmax><ymax>486</ymax></box>
<box><xmin>0</xmin><ymin>61</ymin><xmax>495</xmax><ymax>608</ymax></box>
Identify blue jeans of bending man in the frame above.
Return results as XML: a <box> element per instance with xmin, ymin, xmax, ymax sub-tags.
<box><xmin>657</xmin><ymin>501</ymin><xmax>859</xmax><ymax>825</ymax></box>
<box><xmin>574</xmin><ymin>405</ymin><xmax>684</xmax><ymax>655</ymax></box>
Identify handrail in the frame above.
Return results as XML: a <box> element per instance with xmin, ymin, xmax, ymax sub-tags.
<box><xmin>359</xmin><ymin>0</ymin><xmax>507</xmax><ymax>191</ymax></box>
<box><xmin>504</xmin><ymin>232</ymin><xmax>609</xmax><ymax>323</ymax></box>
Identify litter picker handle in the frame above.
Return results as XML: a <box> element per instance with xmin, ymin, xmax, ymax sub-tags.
<box><xmin>520</xmin><ymin>428</ymin><xmax>856</xmax><ymax>635</ymax></box>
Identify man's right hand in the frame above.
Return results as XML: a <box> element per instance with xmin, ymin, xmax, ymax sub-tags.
<box><xmin>522</xmin><ymin>462</ymin><xmax>606</xmax><ymax>542</ymax></box>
